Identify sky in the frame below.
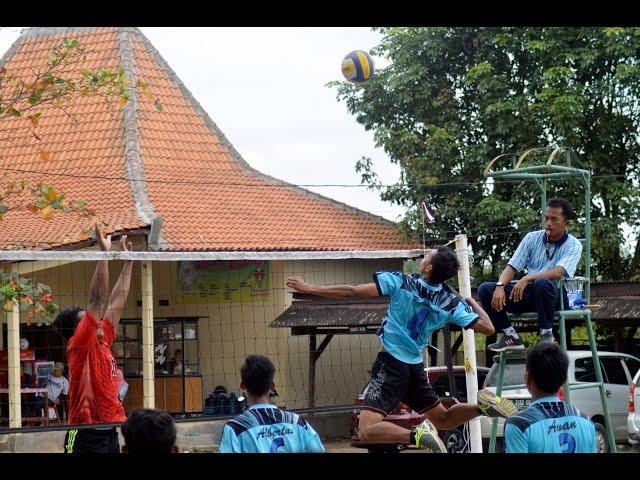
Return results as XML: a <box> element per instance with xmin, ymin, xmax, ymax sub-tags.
<box><xmin>0</xmin><ymin>27</ymin><xmax>406</xmax><ymax>222</ymax></box>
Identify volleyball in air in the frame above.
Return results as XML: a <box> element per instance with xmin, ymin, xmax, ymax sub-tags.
<box><xmin>341</xmin><ymin>50</ymin><xmax>375</xmax><ymax>83</ymax></box>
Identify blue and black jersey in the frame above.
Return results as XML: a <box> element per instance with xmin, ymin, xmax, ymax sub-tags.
<box><xmin>374</xmin><ymin>272</ymin><xmax>478</xmax><ymax>364</ymax></box>
<box><xmin>218</xmin><ymin>404</ymin><xmax>325</xmax><ymax>453</ymax></box>
<box><xmin>505</xmin><ymin>396</ymin><xmax>597</xmax><ymax>453</ymax></box>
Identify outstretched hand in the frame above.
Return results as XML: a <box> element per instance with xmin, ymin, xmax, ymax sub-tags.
<box><xmin>286</xmin><ymin>276</ymin><xmax>308</xmax><ymax>293</ymax></box>
<box><xmin>120</xmin><ymin>235</ymin><xmax>133</xmax><ymax>253</ymax></box>
<box><xmin>95</xmin><ymin>223</ymin><xmax>111</xmax><ymax>252</ymax></box>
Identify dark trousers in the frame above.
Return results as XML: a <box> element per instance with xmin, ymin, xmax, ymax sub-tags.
<box><xmin>478</xmin><ymin>279</ymin><xmax>568</xmax><ymax>331</ymax></box>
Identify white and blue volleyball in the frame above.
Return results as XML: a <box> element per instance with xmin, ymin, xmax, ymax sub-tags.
<box><xmin>341</xmin><ymin>50</ymin><xmax>375</xmax><ymax>84</ymax></box>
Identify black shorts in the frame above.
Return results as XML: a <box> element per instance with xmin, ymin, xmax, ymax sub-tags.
<box><xmin>63</xmin><ymin>427</ymin><xmax>120</xmax><ymax>454</ymax></box>
<box><xmin>362</xmin><ymin>351</ymin><xmax>440</xmax><ymax>416</ymax></box>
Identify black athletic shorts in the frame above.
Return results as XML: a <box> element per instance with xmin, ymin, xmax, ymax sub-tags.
<box><xmin>362</xmin><ymin>351</ymin><xmax>440</xmax><ymax>416</ymax></box>
<box><xmin>63</xmin><ymin>427</ymin><xmax>120</xmax><ymax>454</ymax></box>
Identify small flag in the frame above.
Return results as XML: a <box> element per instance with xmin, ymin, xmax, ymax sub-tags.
<box><xmin>420</xmin><ymin>202</ymin><xmax>435</xmax><ymax>223</ymax></box>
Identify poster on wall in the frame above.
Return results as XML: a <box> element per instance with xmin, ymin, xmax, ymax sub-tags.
<box><xmin>176</xmin><ymin>260</ymin><xmax>270</xmax><ymax>304</ymax></box>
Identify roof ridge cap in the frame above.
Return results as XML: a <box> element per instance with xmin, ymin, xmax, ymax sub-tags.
<box><xmin>130</xmin><ymin>29</ymin><xmax>402</xmax><ymax>232</ymax></box>
<box><xmin>17</xmin><ymin>27</ymin><xmax>116</xmax><ymax>39</ymax></box>
<box><xmin>117</xmin><ymin>27</ymin><xmax>167</xmax><ymax>249</ymax></box>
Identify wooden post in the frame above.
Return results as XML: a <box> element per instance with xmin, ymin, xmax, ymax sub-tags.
<box><xmin>307</xmin><ymin>333</ymin><xmax>334</xmax><ymax>411</ymax></box>
<box><xmin>308</xmin><ymin>334</ymin><xmax>316</xmax><ymax>409</ymax></box>
<box><xmin>442</xmin><ymin>324</ymin><xmax>456</xmax><ymax>397</ymax></box>
<box><xmin>141</xmin><ymin>261</ymin><xmax>155</xmax><ymax>409</ymax></box>
<box><xmin>614</xmin><ymin>326</ymin><xmax>624</xmax><ymax>353</ymax></box>
<box><xmin>7</xmin><ymin>264</ymin><xmax>21</xmax><ymax>428</ymax></box>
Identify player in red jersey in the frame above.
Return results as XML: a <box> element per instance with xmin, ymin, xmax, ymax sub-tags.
<box><xmin>55</xmin><ymin>224</ymin><xmax>134</xmax><ymax>453</ymax></box>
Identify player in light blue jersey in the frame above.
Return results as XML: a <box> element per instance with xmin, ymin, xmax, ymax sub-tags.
<box><xmin>505</xmin><ymin>342</ymin><xmax>597</xmax><ymax>453</ymax></box>
<box><xmin>218</xmin><ymin>355</ymin><xmax>325</xmax><ymax>453</ymax></box>
<box><xmin>287</xmin><ymin>247</ymin><xmax>518</xmax><ymax>452</ymax></box>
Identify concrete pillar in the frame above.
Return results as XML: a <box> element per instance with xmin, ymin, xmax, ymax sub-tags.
<box><xmin>141</xmin><ymin>261</ymin><xmax>155</xmax><ymax>408</ymax></box>
<box><xmin>7</xmin><ymin>265</ymin><xmax>21</xmax><ymax>428</ymax></box>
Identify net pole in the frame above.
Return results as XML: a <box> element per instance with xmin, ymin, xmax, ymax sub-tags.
<box><xmin>455</xmin><ymin>234</ymin><xmax>482</xmax><ymax>453</ymax></box>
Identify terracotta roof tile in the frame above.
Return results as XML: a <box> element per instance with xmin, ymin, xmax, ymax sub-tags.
<box><xmin>0</xmin><ymin>29</ymin><xmax>145</xmax><ymax>249</ymax></box>
<box><xmin>0</xmin><ymin>27</ymin><xmax>418</xmax><ymax>252</ymax></box>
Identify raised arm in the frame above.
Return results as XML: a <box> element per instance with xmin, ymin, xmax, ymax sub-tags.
<box><xmin>87</xmin><ymin>224</ymin><xmax>111</xmax><ymax>321</ymax></box>
<box><xmin>465</xmin><ymin>296</ymin><xmax>495</xmax><ymax>335</ymax></box>
<box><xmin>104</xmin><ymin>236</ymin><xmax>134</xmax><ymax>331</ymax></box>
<box><xmin>286</xmin><ymin>276</ymin><xmax>379</xmax><ymax>299</ymax></box>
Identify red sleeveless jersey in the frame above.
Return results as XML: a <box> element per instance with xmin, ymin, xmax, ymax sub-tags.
<box><xmin>66</xmin><ymin>310</ymin><xmax>126</xmax><ymax>425</ymax></box>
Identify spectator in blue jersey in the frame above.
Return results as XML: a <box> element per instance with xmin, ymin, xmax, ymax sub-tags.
<box><xmin>287</xmin><ymin>247</ymin><xmax>518</xmax><ymax>452</ymax></box>
<box><xmin>218</xmin><ymin>355</ymin><xmax>325</xmax><ymax>453</ymax></box>
<box><xmin>504</xmin><ymin>342</ymin><xmax>596</xmax><ymax>453</ymax></box>
<box><xmin>478</xmin><ymin>198</ymin><xmax>582</xmax><ymax>352</ymax></box>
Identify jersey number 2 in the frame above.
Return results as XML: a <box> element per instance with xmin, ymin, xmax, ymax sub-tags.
<box><xmin>270</xmin><ymin>437</ymin><xmax>285</xmax><ymax>453</ymax></box>
<box><xmin>559</xmin><ymin>433</ymin><xmax>576</xmax><ymax>453</ymax></box>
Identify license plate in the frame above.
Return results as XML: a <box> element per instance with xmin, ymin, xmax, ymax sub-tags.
<box><xmin>512</xmin><ymin>399</ymin><xmax>531</xmax><ymax>410</ymax></box>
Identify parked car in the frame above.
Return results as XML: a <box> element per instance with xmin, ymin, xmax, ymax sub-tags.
<box><xmin>350</xmin><ymin>365</ymin><xmax>490</xmax><ymax>453</ymax></box>
<box><xmin>480</xmin><ymin>350</ymin><xmax>640</xmax><ymax>453</ymax></box>
<box><xmin>629</xmin><ymin>369</ymin><xmax>640</xmax><ymax>445</ymax></box>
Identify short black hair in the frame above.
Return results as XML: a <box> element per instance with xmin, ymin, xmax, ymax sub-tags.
<box><xmin>430</xmin><ymin>246</ymin><xmax>460</xmax><ymax>284</ymax></box>
<box><xmin>121</xmin><ymin>408</ymin><xmax>177</xmax><ymax>454</ymax></box>
<box><xmin>240</xmin><ymin>355</ymin><xmax>275</xmax><ymax>396</ymax></box>
<box><xmin>54</xmin><ymin>306</ymin><xmax>83</xmax><ymax>341</ymax></box>
<box><xmin>526</xmin><ymin>342</ymin><xmax>569</xmax><ymax>395</ymax></box>
<box><xmin>546</xmin><ymin>198</ymin><xmax>574</xmax><ymax>220</ymax></box>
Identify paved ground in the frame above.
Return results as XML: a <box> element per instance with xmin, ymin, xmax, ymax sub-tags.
<box><xmin>321</xmin><ymin>438</ymin><xmax>640</xmax><ymax>454</ymax></box>
<box><xmin>323</xmin><ymin>438</ymin><xmax>365</xmax><ymax>453</ymax></box>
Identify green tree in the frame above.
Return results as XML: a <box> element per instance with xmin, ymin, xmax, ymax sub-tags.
<box><xmin>332</xmin><ymin>27</ymin><xmax>640</xmax><ymax>283</ymax></box>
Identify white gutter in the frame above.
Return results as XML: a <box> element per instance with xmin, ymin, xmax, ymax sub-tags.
<box><xmin>0</xmin><ymin>249</ymin><xmax>423</xmax><ymax>262</ymax></box>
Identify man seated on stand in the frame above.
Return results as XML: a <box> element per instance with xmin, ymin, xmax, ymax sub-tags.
<box><xmin>478</xmin><ymin>198</ymin><xmax>583</xmax><ymax>352</ymax></box>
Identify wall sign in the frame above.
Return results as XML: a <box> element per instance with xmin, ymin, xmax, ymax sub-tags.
<box><xmin>176</xmin><ymin>260</ymin><xmax>270</xmax><ymax>304</ymax></box>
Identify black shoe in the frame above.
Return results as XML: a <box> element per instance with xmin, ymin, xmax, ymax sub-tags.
<box><xmin>539</xmin><ymin>331</ymin><xmax>557</xmax><ymax>345</ymax></box>
<box><xmin>488</xmin><ymin>334</ymin><xmax>524</xmax><ymax>352</ymax></box>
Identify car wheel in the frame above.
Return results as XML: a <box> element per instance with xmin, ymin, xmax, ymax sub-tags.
<box><xmin>442</xmin><ymin>429</ymin><xmax>467</xmax><ymax>453</ymax></box>
<box><xmin>594</xmin><ymin>423</ymin><xmax>610</xmax><ymax>454</ymax></box>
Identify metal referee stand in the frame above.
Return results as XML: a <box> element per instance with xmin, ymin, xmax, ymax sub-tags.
<box><xmin>483</xmin><ymin>147</ymin><xmax>616</xmax><ymax>453</ymax></box>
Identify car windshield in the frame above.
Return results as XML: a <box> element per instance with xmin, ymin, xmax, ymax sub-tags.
<box><xmin>485</xmin><ymin>360</ymin><xmax>526</xmax><ymax>387</ymax></box>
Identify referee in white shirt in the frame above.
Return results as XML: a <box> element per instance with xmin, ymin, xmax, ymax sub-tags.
<box><xmin>478</xmin><ymin>198</ymin><xmax>583</xmax><ymax>351</ymax></box>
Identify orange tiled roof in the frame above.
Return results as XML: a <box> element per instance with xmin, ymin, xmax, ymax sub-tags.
<box><xmin>0</xmin><ymin>27</ymin><xmax>417</xmax><ymax>252</ymax></box>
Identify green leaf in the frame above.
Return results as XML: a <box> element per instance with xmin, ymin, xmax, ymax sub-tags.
<box><xmin>28</xmin><ymin>90</ymin><xmax>43</xmax><ymax>106</ymax></box>
<box><xmin>0</xmin><ymin>203</ymin><xmax>7</xmax><ymax>214</ymax></box>
<box><xmin>154</xmin><ymin>100</ymin><xmax>163</xmax><ymax>112</ymax></box>
<box><xmin>36</xmin><ymin>199</ymin><xmax>49</xmax><ymax>209</ymax></box>
<box><xmin>0</xmin><ymin>285</ymin><xmax>15</xmax><ymax>296</ymax></box>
